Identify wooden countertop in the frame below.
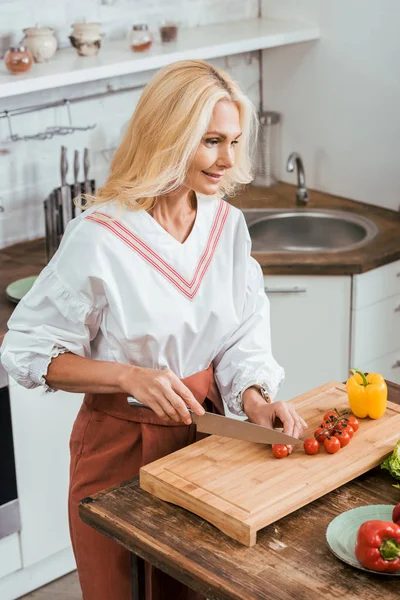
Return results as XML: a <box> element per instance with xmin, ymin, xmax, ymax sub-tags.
<box><xmin>1</xmin><ymin>183</ymin><xmax>399</xmax><ymax>343</ymax></box>
<box><xmin>0</xmin><ymin>237</ymin><xmax>46</xmax><ymax>346</ymax></box>
<box><xmin>79</xmin><ymin>383</ymin><xmax>400</xmax><ymax>600</ymax></box>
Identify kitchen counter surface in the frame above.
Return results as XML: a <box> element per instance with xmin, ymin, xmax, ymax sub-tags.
<box><xmin>1</xmin><ymin>183</ymin><xmax>399</xmax><ymax>344</ymax></box>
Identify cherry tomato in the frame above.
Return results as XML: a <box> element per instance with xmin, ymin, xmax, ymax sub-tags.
<box><xmin>348</xmin><ymin>416</ymin><xmax>360</xmax><ymax>432</ymax></box>
<box><xmin>304</xmin><ymin>438</ymin><xmax>319</xmax><ymax>455</ymax></box>
<box><xmin>323</xmin><ymin>410</ymin><xmax>339</xmax><ymax>422</ymax></box>
<box><xmin>324</xmin><ymin>436</ymin><xmax>341</xmax><ymax>454</ymax></box>
<box><xmin>314</xmin><ymin>427</ymin><xmax>329</xmax><ymax>443</ymax></box>
<box><xmin>334</xmin><ymin>430</ymin><xmax>351</xmax><ymax>447</ymax></box>
<box><xmin>272</xmin><ymin>444</ymin><xmax>289</xmax><ymax>459</ymax></box>
<box><xmin>335</xmin><ymin>422</ymin><xmax>355</xmax><ymax>438</ymax></box>
<box><xmin>392</xmin><ymin>503</ymin><xmax>400</xmax><ymax>525</ymax></box>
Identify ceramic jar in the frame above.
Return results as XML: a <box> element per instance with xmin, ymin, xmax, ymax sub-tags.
<box><xmin>20</xmin><ymin>26</ymin><xmax>58</xmax><ymax>63</ymax></box>
<box><xmin>4</xmin><ymin>46</ymin><xmax>33</xmax><ymax>74</ymax></box>
<box><xmin>69</xmin><ymin>22</ymin><xmax>104</xmax><ymax>57</ymax></box>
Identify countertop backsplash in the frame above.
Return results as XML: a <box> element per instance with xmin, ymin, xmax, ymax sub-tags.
<box><xmin>0</xmin><ymin>0</ymin><xmax>260</xmax><ymax>249</ymax></box>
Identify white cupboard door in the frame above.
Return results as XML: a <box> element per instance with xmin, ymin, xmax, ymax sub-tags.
<box><xmin>351</xmin><ymin>293</ymin><xmax>400</xmax><ymax>365</ymax></box>
<box><xmin>264</xmin><ymin>275</ymin><xmax>351</xmax><ymax>401</ymax></box>
<box><xmin>9</xmin><ymin>382</ymin><xmax>83</xmax><ymax>568</ymax></box>
<box><xmin>0</xmin><ymin>533</ymin><xmax>21</xmax><ymax>579</ymax></box>
<box><xmin>352</xmin><ymin>259</ymin><xmax>400</xmax><ymax>310</ymax></box>
<box><xmin>361</xmin><ymin>350</ymin><xmax>400</xmax><ymax>386</ymax></box>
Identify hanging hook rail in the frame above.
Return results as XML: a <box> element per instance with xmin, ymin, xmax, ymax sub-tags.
<box><xmin>0</xmin><ymin>81</ymin><xmax>146</xmax><ymax>142</ymax></box>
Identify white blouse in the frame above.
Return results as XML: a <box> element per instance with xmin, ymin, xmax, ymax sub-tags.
<box><xmin>0</xmin><ymin>193</ymin><xmax>284</xmax><ymax>414</ymax></box>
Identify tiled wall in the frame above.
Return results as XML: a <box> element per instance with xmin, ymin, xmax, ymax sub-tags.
<box><xmin>0</xmin><ymin>0</ymin><xmax>260</xmax><ymax>248</ymax></box>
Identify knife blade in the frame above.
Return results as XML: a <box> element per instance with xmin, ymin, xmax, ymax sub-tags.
<box><xmin>71</xmin><ymin>149</ymin><xmax>81</xmax><ymax>217</ymax></box>
<box><xmin>60</xmin><ymin>145</ymin><xmax>73</xmax><ymax>230</ymax></box>
<box><xmin>48</xmin><ymin>190</ymin><xmax>59</xmax><ymax>257</ymax></box>
<box><xmin>43</xmin><ymin>197</ymin><xmax>52</xmax><ymax>263</ymax></box>
<box><xmin>83</xmin><ymin>147</ymin><xmax>90</xmax><ymax>196</ymax></box>
<box><xmin>127</xmin><ymin>398</ymin><xmax>302</xmax><ymax>446</ymax></box>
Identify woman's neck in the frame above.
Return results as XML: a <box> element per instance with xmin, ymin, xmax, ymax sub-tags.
<box><xmin>150</xmin><ymin>189</ymin><xmax>197</xmax><ymax>225</ymax></box>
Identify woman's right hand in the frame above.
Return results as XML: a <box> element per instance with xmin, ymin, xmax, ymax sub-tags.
<box><xmin>120</xmin><ymin>365</ymin><xmax>205</xmax><ymax>425</ymax></box>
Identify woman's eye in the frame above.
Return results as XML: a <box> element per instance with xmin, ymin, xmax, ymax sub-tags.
<box><xmin>205</xmin><ymin>139</ymin><xmax>239</xmax><ymax>146</ymax></box>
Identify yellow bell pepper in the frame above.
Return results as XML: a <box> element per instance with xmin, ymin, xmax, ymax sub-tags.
<box><xmin>346</xmin><ymin>369</ymin><xmax>387</xmax><ymax>419</ymax></box>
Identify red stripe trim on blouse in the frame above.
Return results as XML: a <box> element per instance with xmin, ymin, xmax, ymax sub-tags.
<box><xmin>85</xmin><ymin>199</ymin><xmax>230</xmax><ymax>299</ymax></box>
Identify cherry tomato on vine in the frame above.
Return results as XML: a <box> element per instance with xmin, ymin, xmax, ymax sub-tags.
<box><xmin>324</xmin><ymin>436</ymin><xmax>341</xmax><ymax>454</ymax></box>
<box><xmin>334</xmin><ymin>430</ymin><xmax>351</xmax><ymax>447</ymax></box>
<box><xmin>314</xmin><ymin>427</ymin><xmax>328</xmax><ymax>443</ymax></box>
<box><xmin>336</xmin><ymin>423</ymin><xmax>354</xmax><ymax>438</ymax></box>
<box><xmin>323</xmin><ymin>410</ymin><xmax>339</xmax><ymax>422</ymax></box>
<box><xmin>272</xmin><ymin>444</ymin><xmax>289</xmax><ymax>459</ymax></box>
<box><xmin>304</xmin><ymin>438</ymin><xmax>320</xmax><ymax>455</ymax></box>
<box><xmin>347</xmin><ymin>416</ymin><xmax>359</xmax><ymax>432</ymax></box>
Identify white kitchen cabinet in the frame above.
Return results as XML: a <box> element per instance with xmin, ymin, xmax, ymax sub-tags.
<box><xmin>352</xmin><ymin>259</ymin><xmax>400</xmax><ymax>310</ymax></box>
<box><xmin>264</xmin><ymin>275</ymin><xmax>351</xmax><ymax>401</ymax></box>
<box><xmin>351</xmin><ymin>293</ymin><xmax>400</xmax><ymax>365</ymax></box>
<box><xmin>8</xmin><ymin>380</ymin><xmax>83</xmax><ymax>569</ymax></box>
<box><xmin>351</xmin><ymin>259</ymin><xmax>400</xmax><ymax>372</ymax></box>
<box><xmin>0</xmin><ymin>533</ymin><xmax>21</xmax><ymax>579</ymax></box>
<box><xmin>362</xmin><ymin>350</ymin><xmax>400</xmax><ymax>386</ymax></box>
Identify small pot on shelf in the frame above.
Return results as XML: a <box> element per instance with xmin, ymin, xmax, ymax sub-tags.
<box><xmin>20</xmin><ymin>26</ymin><xmax>58</xmax><ymax>63</ymax></box>
<box><xmin>69</xmin><ymin>22</ymin><xmax>104</xmax><ymax>57</ymax></box>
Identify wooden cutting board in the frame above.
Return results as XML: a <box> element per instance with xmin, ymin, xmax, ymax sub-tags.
<box><xmin>140</xmin><ymin>381</ymin><xmax>400</xmax><ymax>546</ymax></box>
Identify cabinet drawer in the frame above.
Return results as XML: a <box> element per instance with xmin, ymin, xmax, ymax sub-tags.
<box><xmin>352</xmin><ymin>260</ymin><xmax>400</xmax><ymax>310</ymax></box>
<box><xmin>362</xmin><ymin>350</ymin><xmax>400</xmax><ymax>386</ymax></box>
<box><xmin>351</xmin><ymin>293</ymin><xmax>400</xmax><ymax>365</ymax></box>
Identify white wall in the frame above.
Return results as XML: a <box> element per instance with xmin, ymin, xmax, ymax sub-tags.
<box><xmin>0</xmin><ymin>0</ymin><xmax>259</xmax><ymax>248</ymax></box>
<box><xmin>262</xmin><ymin>0</ymin><xmax>400</xmax><ymax>212</ymax></box>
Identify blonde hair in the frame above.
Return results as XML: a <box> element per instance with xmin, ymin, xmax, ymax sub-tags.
<box><xmin>81</xmin><ymin>59</ymin><xmax>258</xmax><ymax>212</ymax></box>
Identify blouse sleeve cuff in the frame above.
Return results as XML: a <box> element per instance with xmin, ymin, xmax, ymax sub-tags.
<box><xmin>28</xmin><ymin>347</ymin><xmax>70</xmax><ymax>393</ymax></box>
<box><xmin>225</xmin><ymin>366</ymin><xmax>285</xmax><ymax>415</ymax></box>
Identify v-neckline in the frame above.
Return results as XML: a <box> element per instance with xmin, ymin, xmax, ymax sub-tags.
<box><xmin>143</xmin><ymin>192</ymin><xmax>200</xmax><ymax>247</ymax></box>
<box><xmin>85</xmin><ymin>197</ymin><xmax>230</xmax><ymax>300</ymax></box>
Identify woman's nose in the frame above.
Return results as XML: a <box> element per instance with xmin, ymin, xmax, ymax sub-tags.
<box><xmin>217</xmin><ymin>145</ymin><xmax>235</xmax><ymax>169</ymax></box>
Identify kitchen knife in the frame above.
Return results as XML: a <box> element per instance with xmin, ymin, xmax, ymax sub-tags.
<box><xmin>71</xmin><ymin>149</ymin><xmax>81</xmax><ymax>216</ymax></box>
<box><xmin>43</xmin><ymin>197</ymin><xmax>52</xmax><ymax>263</ymax></box>
<box><xmin>83</xmin><ymin>147</ymin><xmax>90</xmax><ymax>196</ymax></box>
<box><xmin>127</xmin><ymin>399</ymin><xmax>302</xmax><ymax>446</ymax></box>
<box><xmin>60</xmin><ymin>145</ymin><xmax>73</xmax><ymax>230</ymax></box>
<box><xmin>55</xmin><ymin>187</ymin><xmax>65</xmax><ymax>247</ymax></box>
<box><xmin>48</xmin><ymin>189</ymin><xmax>60</xmax><ymax>256</ymax></box>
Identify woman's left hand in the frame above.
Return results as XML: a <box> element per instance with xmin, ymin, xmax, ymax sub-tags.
<box><xmin>242</xmin><ymin>388</ymin><xmax>308</xmax><ymax>453</ymax></box>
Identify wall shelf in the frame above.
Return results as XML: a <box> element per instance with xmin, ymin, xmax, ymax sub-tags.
<box><xmin>0</xmin><ymin>18</ymin><xmax>319</xmax><ymax>99</ymax></box>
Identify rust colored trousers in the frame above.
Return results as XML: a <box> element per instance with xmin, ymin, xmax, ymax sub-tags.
<box><xmin>68</xmin><ymin>364</ymin><xmax>224</xmax><ymax>600</ymax></box>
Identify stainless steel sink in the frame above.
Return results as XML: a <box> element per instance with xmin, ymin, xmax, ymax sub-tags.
<box><xmin>242</xmin><ymin>208</ymin><xmax>379</xmax><ymax>253</ymax></box>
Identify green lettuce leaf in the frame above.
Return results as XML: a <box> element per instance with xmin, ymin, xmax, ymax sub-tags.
<box><xmin>381</xmin><ymin>440</ymin><xmax>400</xmax><ymax>486</ymax></box>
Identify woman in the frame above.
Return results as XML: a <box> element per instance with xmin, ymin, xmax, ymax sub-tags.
<box><xmin>1</xmin><ymin>59</ymin><xmax>307</xmax><ymax>599</ymax></box>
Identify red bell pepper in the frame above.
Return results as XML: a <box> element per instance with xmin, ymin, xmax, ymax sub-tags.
<box><xmin>355</xmin><ymin>520</ymin><xmax>400</xmax><ymax>573</ymax></box>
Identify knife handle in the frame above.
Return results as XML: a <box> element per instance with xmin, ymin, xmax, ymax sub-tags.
<box><xmin>127</xmin><ymin>398</ymin><xmax>194</xmax><ymax>414</ymax></box>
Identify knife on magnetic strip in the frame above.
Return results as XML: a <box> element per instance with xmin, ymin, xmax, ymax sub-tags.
<box><xmin>127</xmin><ymin>398</ymin><xmax>302</xmax><ymax>445</ymax></box>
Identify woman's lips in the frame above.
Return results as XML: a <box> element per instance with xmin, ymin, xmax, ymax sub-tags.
<box><xmin>202</xmin><ymin>171</ymin><xmax>223</xmax><ymax>182</ymax></box>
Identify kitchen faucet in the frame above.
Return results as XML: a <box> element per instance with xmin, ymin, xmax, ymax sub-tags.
<box><xmin>286</xmin><ymin>152</ymin><xmax>309</xmax><ymax>205</ymax></box>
